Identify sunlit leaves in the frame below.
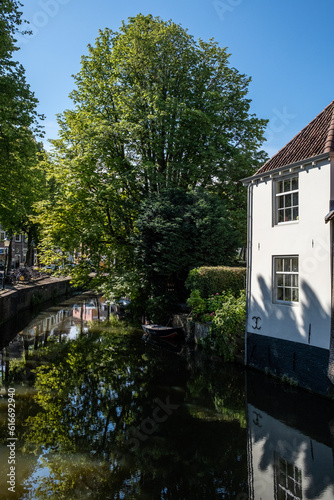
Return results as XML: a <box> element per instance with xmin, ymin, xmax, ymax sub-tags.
<box><xmin>0</xmin><ymin>1</ymin><xmax>45</xmax><ymax>240</ymax></box>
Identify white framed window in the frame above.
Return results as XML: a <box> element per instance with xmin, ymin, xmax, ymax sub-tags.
<box><xmin>274</xmin><ymin>454</ymin><xmax>302</xmax><ymax>500</ymax></box>
<box><xmin>273</xmin><ymin>256</ymin><xmax>299</xmax><ymax>303</ymax></box>
<box><xmin>15</xmin><ymin>234</ymin><xmax>21</xmax><ymax>242</ymax></box>
<box><xmin>0</xmin><ymin>231</ymin><xmax>5</xmax><ymax>242</ymax></box>
<box><xmin>275</xmin><ymin>175</ymin><xmax>299</xmax><ymax>224</ymax></box>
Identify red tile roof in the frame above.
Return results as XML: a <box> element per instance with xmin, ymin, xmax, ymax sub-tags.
<box><xmin>256</xmin><ymin>100</ymin><xmax>334</xmax><ymax>175</ymax></box>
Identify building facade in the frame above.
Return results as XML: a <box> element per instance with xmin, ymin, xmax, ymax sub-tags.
<box><xmin>0</xmin><ymin>226</ymin><xmax>30</xmax><ymax>269</ymax></box>
<box><xmin>247</xmin><ymin>371</ymin><xmax>334</xmax><ymax>500</ymax></box>
<box><xmin>243</xmin><ymin>100</ymin><xmax>334</xmax><ymax>395</ymax></box>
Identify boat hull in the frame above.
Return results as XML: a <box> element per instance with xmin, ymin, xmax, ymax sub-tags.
<box><xmin>141</xmin><ymin>324</ymin><xmax>183</xmax><ymax>339</ymax></box>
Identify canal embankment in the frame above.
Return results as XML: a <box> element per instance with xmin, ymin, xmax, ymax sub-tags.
<box><xmin>0</xmin><ymin>276</ymin><xmax>73</xmax><ymax>326</ymax></box>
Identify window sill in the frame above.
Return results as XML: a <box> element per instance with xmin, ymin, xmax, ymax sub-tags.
<box><xmin>275</xmin><ymin>220</ymin><xmax>299</xmax><ymax>227</ymax></box>
<box><xmin>273</xmin><ymin>300</ymin><xmax>299</xmax><ymax>307</ymax></box>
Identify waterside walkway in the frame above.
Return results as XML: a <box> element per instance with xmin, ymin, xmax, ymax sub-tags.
<box><xmin>0</xmin><ymin>275</ymin><xmax>72</xmax><ymax>325</ymax></box>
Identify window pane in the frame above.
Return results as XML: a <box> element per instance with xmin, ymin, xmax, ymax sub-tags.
<box><xmin>291</xmin><ymin>177</ymin><xmax>298</xmax><ymax>190</ymax></box>
<box><xmin>285</xmin><ymin>275</ymin><xmax>291</xmax><ymax>287</ymax></box>
<box><xmin>293</xmin><ymin>207</ymin><xmax>299</xmax><ymax>221</ymax></box>
<box><xmin>284</xmin><ymin>209</ymin><xmax>292</xmax><ymax>222</ymax></box>
<box><xmin>285</xmin><ymin>288</ymin><xmax>292</xmax><ymax>301</ymax></box>
<box><xmin>287</xmin><ymin>462</ymin><xmax>294</xmax><ymax>477</ymax></box>
<box><xmin>292</xmin><ymin>289</ymin><xmax>299</xmax><ymax>302</ymax></box>
<box><xmin>293</xmin><ymin>193</ymin><xmax>298</xmax><ymax>206</ymax></box>
<box><xmin>276</xmin><ymin>259</ymin><xmax>283</xmax><ymax>272</ymax></box>
<box><xmin>278</xmin><ymin>210</ymin><xmax>284</xmax><ymax>223</ymax></box>
<box><xmin>284</xmin><ymin>258</ymin><xmax>291</xmax><ymax>272</ymax></box>
<box><xmin>277</xmin><ymin>489</ymin><xmax>286</xmax><ymax>500</ymax></box>
<box><xmin>287</xmin><ymin>476</ymin><xmax>295</xmax><ymax>492</ymax></box>
<box><xmin>277</xmin><ymin>275</ymin><xmax>284</xmax><ymax>286</ymax></box>
<box><xmin>276</xmin><ymin>176</ymin><xmax>299</xmax><ymax>225</ymax></box>
<box><xmin>278</xmin><ymin>196</ymin><xmax>285</xmax><ymax>209</ymax></box>
<box><xmin>292</xmin><ymin>258</ymin><xmax>298</xmax><ymax>272</ymax></box>
<box><xmin>292</xmin><ymin>275</ymin><xmax>298</xmax><ymax>287</ymax></box>
<box><xmin>296</xmin><ymin>485</ymin><xmax>302</xmax><ymax>497</ymax></box>
<box><xmin>277</xmin><ymin>287</ymin><xmax>284</xmax><ymax>301</ymax></box>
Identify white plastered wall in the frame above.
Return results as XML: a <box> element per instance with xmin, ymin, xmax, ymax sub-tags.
<box><xmin>248</xmin><ymin>403</ymin><xmax>334</xmax><ymax>500</ymax></box>
<box><xmin>247</xmin><ymin>160</ymin><xmax>332</xmax><ymax>349</ymax></box>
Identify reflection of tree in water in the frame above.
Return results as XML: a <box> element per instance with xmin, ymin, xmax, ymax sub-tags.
<box><xmin>7</xmin><ymin>323</ymin><xmax>248</xmax><ymax>499</ymax></box>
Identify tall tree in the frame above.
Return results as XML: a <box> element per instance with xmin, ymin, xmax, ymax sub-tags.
<box><xmin>39</xmin><ymin>14</ymin><xmax>267</xmax><ymax>273</ymax></box>
<box><xmin>0</xmin><ymin>0</ymin><xmax>44</xmax><ymax>247</ymax></box>
<box><xmin>64</xmin><ymin>14</ymin><xmax>267</xmax><ymax>194</ymax></box>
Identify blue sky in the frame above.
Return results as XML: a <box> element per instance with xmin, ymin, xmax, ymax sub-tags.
<box><xmin>16</xmin><ymin>0</ymin><xmax>334</xmax><ymax>158</ymax></box>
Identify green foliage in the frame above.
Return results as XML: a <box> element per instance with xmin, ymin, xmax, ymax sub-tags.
<box><xmin>201</xmin><ymin>291</ymin><xmax>246</xmax><ymax>361</ymax></box>
<box><xmin>0</xmin><ymin>1</ymin><xmax>45</xmax><ymax>242</ymax></box>
<box><xmin>186</xmin><ymin>266</ymin><xmax>246</xmax><ymax>298</ymax></box>
<box><xmin>145</xmin><ymin>293</ymin><xmax>180</xmax><ymax>324</ymax></box>
<box><xmin>186</xmin><ymin>289</ymin><xmax>207</xmax><ymax>319</ymax></box>
<box><xmin>1</xmin><ymin>315</ymin><xmax>248</xmax><ymax>498</ymax></box>
<box><xmin>133</xmin><ymin>188</ymin><xmax>239</xmax><ymax>310</ymax></box>
<box><xmin>187</xmin><ymin>289</ymin><xmax>232</xmax><ymax>322</ymax></box>
<box><xmin>36</xmin><ymin>13</ymin><xmax>267</xmax><ymax>295</ymax></box>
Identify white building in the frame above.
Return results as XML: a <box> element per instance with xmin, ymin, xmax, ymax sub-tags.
<box><xmin>247</xmin><ymin>371</ymin><xmax>334</xmax><ymax>500</ymax></box>
<box><xmin>243</xmin><ymin>100</ymin><xmax>334</xmax><ymax>395</ymax></box>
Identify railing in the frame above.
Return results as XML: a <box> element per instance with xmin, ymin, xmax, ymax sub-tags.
<box><xmin>6</xmin><ymin>267</ymin><xmax>49</xmax><ymax>285</ymax></box>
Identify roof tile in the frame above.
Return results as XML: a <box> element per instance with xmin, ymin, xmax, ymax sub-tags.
<box><xmin>256</xmin><ymin>100</ymin><xmax>334</xmax><ymax>175</ymax></box>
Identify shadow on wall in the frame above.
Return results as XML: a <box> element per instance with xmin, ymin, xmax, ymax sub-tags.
<box><xmin>246</xmin><ymin>275</ymin><xmax>331</xmax><ymax>394</ymax></box>
<box><xmin>247</xmin><ymin>370</ymin><xmax>334</xmax><ymax>500</ymax></box>
<box><xmin>249</xmin><ymin>275</ymin><xmax>330</xmax><ymax>346</ymax></box>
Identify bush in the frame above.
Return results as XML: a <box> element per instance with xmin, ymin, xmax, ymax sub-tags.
<box><xmin>186</xmin><ymin>266</ymin><xmax>246</xmax><ymax>298</ymax></box>
<box><xmin>187</xmin><ymin>289</ymin><xmax>229</xmax><ymax>322</ymax></box>
<box><xmin>201</xmin><ymin>291</ymin><xmax>246</xmax><ymax>362</ymax></box>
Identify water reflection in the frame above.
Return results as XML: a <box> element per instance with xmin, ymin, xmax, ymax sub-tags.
<box><xmin>1</xmin><ymin>296</ymin><xmax>334</xmax><ymax>499</ymax></box>
<box><xmin>247</xmin><ymin>371</ymin><xmax>334</xmax><ymax>500</ymax></box>
<box><xmin>0</xmin><ymin>296</ymin><xmax>248</xmax><ymax>499</ymax></box>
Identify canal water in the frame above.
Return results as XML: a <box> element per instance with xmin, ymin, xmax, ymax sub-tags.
<box><xmin>0</xmin><ymin>294</ymin><xmax>334</xmax><ymax>499</ymax></box>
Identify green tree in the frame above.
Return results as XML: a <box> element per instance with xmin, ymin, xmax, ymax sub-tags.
<box><xmin>132</xmin><ymin>188</ymin><xmax>239</xmax><ymax>320</ymax></box>
<box><xmin>0</xmin><ymin>0</ymin><xmax>44</xmax><ymax>253</ymax></box>
<box><xmin>38</xmin><ymin>14</ymin><xmax>267</xmax><ymax>281</ymax></box>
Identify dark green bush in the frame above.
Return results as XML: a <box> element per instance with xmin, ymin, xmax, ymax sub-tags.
<box><xmin>201</xmin><ymin>291</ymin><xmax>246</xmax><ymax>361</ymax></box>
<box><xmin>186</xmin><ymin>266</ymin><xmax>246</xmax><ymax>298</ymax></box>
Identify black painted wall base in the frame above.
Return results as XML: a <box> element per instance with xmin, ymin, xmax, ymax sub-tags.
<box><xmin>246</xmin><ymin>332</ymin><xmax>333</xmax><ymax>396</ymax></box>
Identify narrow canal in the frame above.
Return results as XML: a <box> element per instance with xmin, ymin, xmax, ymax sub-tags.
<box><xmin>0</xmin><ymin>294</ymin><xmax>334</xmax><ymax>499</ymax></box>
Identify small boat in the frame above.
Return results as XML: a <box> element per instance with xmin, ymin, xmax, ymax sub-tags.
<box><xmin>141</xmin><ymin>324</ymin><xmax>183</xmax><ymax>339</ymax></box>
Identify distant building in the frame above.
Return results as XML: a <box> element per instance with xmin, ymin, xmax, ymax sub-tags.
<box><xmin>242</xmin><ymin>100</ymin><xmax>334</xmax><ymax>395</ymax></box>
<box><xmin>0</xmin><ymin>226</ymin><xmax>30</xmax><ymax>268</ymax></box>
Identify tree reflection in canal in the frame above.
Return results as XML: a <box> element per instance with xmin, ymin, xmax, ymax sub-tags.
<box><xmin>2</xmin><ymin>297</ymin><xmax>334</xmax><ymax>499</ymax></box>
<box><xmin>0</xmin><ymin>298</ymin><xmax>248</xmax><ymax>499</ymax></box>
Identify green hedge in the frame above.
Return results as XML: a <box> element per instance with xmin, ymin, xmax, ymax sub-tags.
<box><xmin>186</xmin><ymin>266</ymin><xmax>246</xmax><ymax>298</ymax></box>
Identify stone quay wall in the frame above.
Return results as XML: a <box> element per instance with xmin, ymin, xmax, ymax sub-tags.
<box><xmin>172</xmin><ymin>314</ymin><xmax>211</xmax><ymax>343</ymax></box>
<box><xmin>0</xmin><ymin>277</ymin><xmax>72</xmax><ymax>326</ymax></box>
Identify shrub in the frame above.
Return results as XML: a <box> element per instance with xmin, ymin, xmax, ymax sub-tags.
<box><xmin>186</xmin><ymin>266</ymin><xmax>246</xmax><ymax>299</ymax></box>
<box><xmin>186</xmin><ymin>289</ymin><xmax>207</xmax><ymax>319</ymax></box>
<box><xmin>187</xmin><ymin>289</ymin><xmax>228</xmax><ymax>322</ymax></box>
<box><xmin>201</xmin><ymin>291</ymin><xmax>246</xmax><ymax>361</ymax></box>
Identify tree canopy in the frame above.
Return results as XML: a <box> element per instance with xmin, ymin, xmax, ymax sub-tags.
<box><xmin>54</xmin><ymin>14</ymin><xmax>266</xmax><ymax>194</ymax></box>
<box><xmin>0</xmin><ymin>0</ymin><xmax>45</xmax><ymax>253</ymax></box>
<box><xmin>132</xmin><ymin>188</ymin><xmax>239</xmax><ymax>318</ymax></box>
<box><xmin>38</xmin><ymin>14</ymin><xmax>267</xmax><ymax>307</ymax></box>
